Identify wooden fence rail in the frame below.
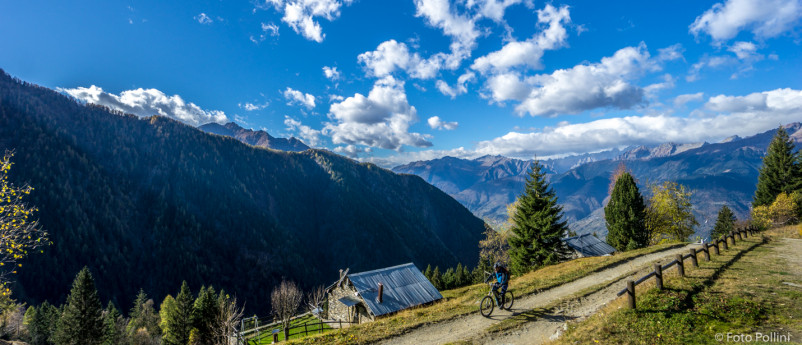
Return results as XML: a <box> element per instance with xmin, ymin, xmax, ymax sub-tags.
<box><xmin>241</xmin><ymin>318</ymin><xmax>358</xmax><ymax>344</ymax></box>
<box><xmin>616</xmin><ymin>227</ymin><xmax>757</xmax><ymax>309</ymax></box>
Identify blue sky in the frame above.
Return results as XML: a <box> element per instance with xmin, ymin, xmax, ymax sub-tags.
<box><xmin>1</xmin><ymin>0</ymin><xmax>801</xmax><ymax>166</ymax></box>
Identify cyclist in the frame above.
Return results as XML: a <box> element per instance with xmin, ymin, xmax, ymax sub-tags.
<box><xmin>487</xmin><ymin>262</ymin><xmax>510</xmax><ymax>309</ymax></box>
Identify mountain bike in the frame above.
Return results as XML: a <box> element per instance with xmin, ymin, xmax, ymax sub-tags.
<box><xmin>480</xmin><ymin>273</ymin><xmax>514</xmax><ymax>317</ymax></box>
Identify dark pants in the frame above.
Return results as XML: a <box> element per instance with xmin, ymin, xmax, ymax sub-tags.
<box><xmin>492</xmin><ymin>283</ymin><xmax>508</xmax><ymax>306</ymax></box>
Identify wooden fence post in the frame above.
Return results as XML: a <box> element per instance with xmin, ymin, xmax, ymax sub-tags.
<box><xmin>703</xmin><ymin>246</ymin><xmax>710</xmax><ymax>261</ymax></box>
<box><xmin>713</xmin><ymin>241</ymin><xmax>720</xmax><ymax>255</ymax></box>
<box><xmin>304</xmin><ymin>324</ymin><xmax>308</xmax><ymax>337</ymax></box>
<box><xmin>689</xmin><ymin>248</ymin><xmax>698</xmax><ymax>268</ymax></box>
<box><xmin>273</xmin><ymin>332</ymin><xmax>278</xmax><ymax>343</ymax></box>
<box><xmin>722</xmin><ymin>237</ymin><xmax>729</xmax><ymax>250</ymax></box>
<box><xmin>737</xmin><ymin>230</ymin><xmax>743</xmax><ymax>241</ymax></box>
<box><xmin>627</xmin><ymin>280</ymin><xmax>636</xmax><ymax>309</ymax></box>
<box><xmin>654</xmin><ymin>263</ymin><xmax>663</xmax><ymax>290</ymax></box>
<box><xmin>676</xmin><ymin>254</ymin><xmax>685</xmax><ymax>277</ymax></box>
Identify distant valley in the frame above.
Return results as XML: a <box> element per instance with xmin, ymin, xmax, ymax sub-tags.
<box><xmin>394</xmin><ymin>123</ymin><xmax>802</xmax><ymax>239</ymax></box>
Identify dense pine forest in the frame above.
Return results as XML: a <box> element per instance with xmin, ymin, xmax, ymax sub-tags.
<box><xmin>0</xmin><ymin>70</ymin><xmax>485</xmax><ymax>313</ymax></box>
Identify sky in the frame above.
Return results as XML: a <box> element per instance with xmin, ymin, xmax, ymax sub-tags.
<box><xmin>1</xmin><ymin>0</ymin><xmax>801</xmax><ymax>167</ymax></box>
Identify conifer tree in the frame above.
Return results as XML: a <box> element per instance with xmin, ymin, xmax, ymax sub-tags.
<box><xmin>101</xmin><ymin>302</ymin><xmax>123</xmax><ymax>345</ymax></box>
<box><xmin>54</xmin><ymin>267</ymin><xmax>103</xmax><ymax>345</ymax></box>
<box><xmin>192</xmin><ymin>285</ymin><xmax>219</xmax><ymax>344</ymax></box>
<box><xmin>431</xmin><ymin>267</ymin><xmax>442</xmax><ymax>290</ymax></box>
<box><xmin>424</xmin><ymin>265</ymin><xmax>433</xmax><ymax>282</ymax></box>
<box><xmin>508</xmin><ymin>161</ymin><xmax>571</xmax><ymax>274</ymax></box>
<box><xmin>712</xmin><ymin>205</ymin><xmax>736</xmax><ymax>239</ymax></box>
<box><xmin>127</xmin><ymin>289</ymin><xmax>160</xmax><ymax>339</ymax></box>
<box><xmin>28</xmin><ymin>301</ymin><xmax>59</xmax><ymax>345</ymax></box>
<box><xmin>754</xmin><ymin>126</ymin><xmax>802</xmax><ymax>207</ymax></box>
<box><xmin>605</xmin><ymin>172</ymin><xmax>648</xmax><ymax>251</ymax></box>
<box><xmin>162</xmin><ymin>282</ymin><xmax>194</xmax><ymax>345</ymax></box>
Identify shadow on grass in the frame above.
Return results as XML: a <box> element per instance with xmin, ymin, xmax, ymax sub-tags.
<box><xmin>635</xmin><ymin>237</ymin><xmax>767</xmax><ymax>316</ymax></box>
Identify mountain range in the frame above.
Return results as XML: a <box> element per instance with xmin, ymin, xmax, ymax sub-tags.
<box><xmin>199</xmin><ymin>122</ymin><xmax>310</xmax><ymax>152</ymax></box>
<box><xmin>394</xmin><ymin>123</ymin><xmax>802</xmax><ymax>239</ymax></box>
<box><xmin>0</xmin><ymin>70</ymin><xmax>485</xmax><ymax>313</ymax></box>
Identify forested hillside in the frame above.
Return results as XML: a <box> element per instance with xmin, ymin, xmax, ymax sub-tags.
<box><xmin>0</xmin><ymin>70</ymin><xmax>485</xmax><ymax>313</ymax></box>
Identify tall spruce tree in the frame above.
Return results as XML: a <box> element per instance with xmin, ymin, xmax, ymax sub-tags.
<box><xmin>101</xmin><ymin>302</ymin><xmax>123</xmax><ymax>345</ymax></box>
<box><xmin>192</xmin><ymin>285</ymin><xmax>219</xmax><ymax>345</ymax></box>
<box><xmin>754</xmin><ymin>126</ymin><xmax>802</xmax><ymax>207</ymax></box>
<box><xmin>508</xmin><ymin>161</ymin><xmax>571</xmax><ymax>275</ymax></box>
<box><xmin>162</xmin><ymin>281</ymin><xmax>194</xmax><ymax>345</ymax></box>
<box><xmin>54</xmin><ymin>267</ymin><xmax>103</xmax><ymax>345</ymax></box>
<box><xmin>605</xmin><ymin>172</ymin><xmax>648</xmax><ymax>251</ymax></box>
<box><xmin>712</xmin><ymin>205</ymin><xmax>736</xmax><ymax>239</ymax></box>
<box><xmin>28</xmin><ymin>301</ymin><xmax>59</xmax><ymax>345</ymax></box>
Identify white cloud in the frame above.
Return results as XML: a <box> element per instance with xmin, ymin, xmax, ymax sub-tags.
<box><xmin>427</xmin><ymin>116</ymin><xmax>459</xmax><ymax>130</ymax></box>
<box><xmin>472</xmin><ymin>88</ymin><xmax>802</xmax><ymax>158</ymax></box>
<box><xmin>282</xmin><ymin>87</ymin><xmax>316</xmax><ymax>109</ymax></box>
<box><xmin>471</xmin><ymin>4</ymin><xmax>571</xmax><ymax>73</ymax></box>
<box><xmin>686</xmin><ymin>55</ymin><xmax>737</xmax><ymax>81</ymax></box>
<box><xmin>239</xmin><ymin>102</ymin><xmax>269</xmax><ymax>111</ymax></box>
<box><xmin>324</xmin><ymin>76</ymin><xmax>432</xmax><ymax>150</ymax></box>
<box><xmin>413</xmin><ymin>0</ymin><xmax>482</xmax><ymax>70</ymax></box>
<box><xmin>59</xmin><ymin>85</ymin><xmax>229</xmax><ymax>126</ymax></box>
<box><xmin>674</xmin><ymin>92</ymin><xmax>705</xmax><ymax>107</ymax></box>
<box><xmin>657</xmin><ymin>44</ymin><xmax>685</xmax><ymax>61</ymax></box>
<box><xmin>483</xmin><ymin>43</ymin><xmax>657</xmax><ymax>116</ymax></box>
<box><xmin>257</xmin><ymin>0</ymin><xmax>352</xmax><ymax>42</ymax></box>
<box><xmin>333</xmin><ymin>145</ymin><xmax>372</xmax><ymax>158</ymax></box>
<box><xmin>322</xmin><ymin>66</ymin><xmax>341</xmax><ymax>80</ymax></box>
<box><xmin>284</xmin><ymin>116</ymin><xmax>323</xmax><ymax>147</ymax></box>
<box><xmin>690</xmin><ymin>0</ymin><xmax>802</xmax><ymax>42</ymax></box>
<box><xmin>436</xmin><ymin>72</ymin><xmax>475</xmax><ymax>98</ymax></box>
<box><xmin>250</xmin><ymin>22</ymin><xmax>280</xmax><ymax>43</ymax></box>
<box><xmin>357</xmin><ymin>40</ymin><xmax>447</xmax><ymax>79</ymax></box>
<box><xmin>195</xmin><ymin>13</ymin><xmax>213</xmax><ymax>24</ymax></box>
<box><xmin>466</xmin><ymin>0</ymin><xmax>524</xmax><ymax>22</ymax></box>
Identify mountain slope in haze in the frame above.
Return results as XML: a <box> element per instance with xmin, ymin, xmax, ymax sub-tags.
<box><xmin>394</xmin><ymin>124</ymin><xmax>802</xmax><ymax>239</ymax></box>
<box><xmin>0</xmin><ymin>70</ymin><xmax>485</xmax><ymax>313</ymax></box>
<box><xmin>199</xmin><ymin>122</ymin><xmax>309</xmax><ymax>152</ymax></box>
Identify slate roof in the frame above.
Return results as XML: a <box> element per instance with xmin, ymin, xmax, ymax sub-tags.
<box><xmin>346</xmin><ymin>263</ymin><xmax>442</xmax><ymax>317</ymax></box>
<box><xmin>564</xmin><ymin>234</ymin><xmax>616</xmax><ymax>257</ymax></box>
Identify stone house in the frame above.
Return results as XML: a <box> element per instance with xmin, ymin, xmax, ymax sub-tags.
<box><xmin>325</xmin><ymin>263</ymin><xmax>442</xmax><ymax>324</ymax></box>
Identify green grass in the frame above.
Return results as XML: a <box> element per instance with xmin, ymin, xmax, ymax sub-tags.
<box><xmin>285</xmin><ymin>242</ymin><xmax>686</xmax><ymax>344</ymax></box>
<box><xmin>554</xmin><ymin>228</ymin><xmax>802</xmax><ymax>345</ymax></box>
<box><xmin>245</xmin><ymin>314</ymin><xmax>333</xmax><ymax>344</ymax></box>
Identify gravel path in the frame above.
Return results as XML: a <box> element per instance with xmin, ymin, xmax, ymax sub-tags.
<box><xmin>375</xmin><ymin>244</ymin><xmax>699</xmax><ymax>345</ymax></box>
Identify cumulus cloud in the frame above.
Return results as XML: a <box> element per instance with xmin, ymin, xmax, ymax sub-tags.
<box><xmin>436</xmin><ymin>72</ymin><xmax>475</xmax><ymax>98</ymax></box>
<box><xmin>466</xmin><ymin>0</ymin><xmax>524</xmax><ymax>22</ymax></box>
<box><xmin>283</xmin><ymin>87</ymin><xmax>317</xmax><ymax>109</ymax></box>
<box><xmin>324</xmin><ymin>76</ymin><xmax>432</xmax><ymax>150</ymax></box>
<box><xmin>483</xmin><ymin>43</ymin><xmax>657</xmax><ymax>116</ymax></box>
<box><xmin>195</xmin><ymin>13</ymin><xmax>213</xmax><ymax>24</ymax></box>
<box><xmin>59</xmin><ymin>85</ymin><xmax>228</xmax><ymax>126</ymax></box>
<box><xmin>427</xmin><ymin>116</ymin><xmax>459</xmax><ymax>130</ymax></box>
<box><xmin>472</xmin><ymin>88</ymin><xmax>802</xmax><ymax>158</ymax></box>
<box><xmin>257</xmin><ymin>0</ymin><xmax>352</xmax><ymax>42</ymax></box>
<box><xmin>333</xmin><ymin>145</ymin><xmax>372</xmax><ymax>158</ymax></box>
<box><xmin>322</xmin><ymin>66</ymin><xmax>341</xmax><ymax>80</ymax></box>
<box><xmin>239</xmin><ymin>102</ymin><xmax>269</xmax><ymax>111</ymax></box>
<box><xmin>471</xmin><ymin>4</ymin><xmax>571</xmax><ymax>73</ymax></box>
<box><xmin>690</xmin><ymin>0</ymin><xmax>802</xmax><ymax>42</ymax></box>
<box><xmin>284</xmin><ymin>116</ymin><xmax>323</xmax><ymax>146</ymax></box>
<box><xmin>657</xmin><ymin>44</ymin><xmax>685</xmax><ymax>61</ymax></box>
<box><xmin>357</xmin><ymin>39</ymin><xmax>448</xmax><ymax>79</ymax></box>
<box><xmin>673</xmin><ymin>92</ymin><xmax>705</xmax><ymax>107</ymax></box>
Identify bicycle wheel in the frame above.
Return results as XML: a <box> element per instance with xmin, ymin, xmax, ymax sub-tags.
<box><xmin>502</xmin><ymin>291</ymin><xmax>515</xmax><ymax>310</ymax></box>
<box><xmin>479</xmin><ymin>296</ymin><xmax>494</xmax><ymax>317</ymax></box>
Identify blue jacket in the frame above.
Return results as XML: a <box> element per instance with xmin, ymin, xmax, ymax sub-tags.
<box><xmin>495</xmin><ymin>271</ymin><xmax>509</xmax><ymax>285</ymax></box>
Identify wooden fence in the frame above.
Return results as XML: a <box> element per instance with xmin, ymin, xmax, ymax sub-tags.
<box><xmin>616</xmin><ymin>227</ymin><xmax>758</xmax><ymax>309</ymax></box>
<box><xmin>242</xmin><ymin>318</ymin><xmax>357</xmax><ymax>344</ymax></box>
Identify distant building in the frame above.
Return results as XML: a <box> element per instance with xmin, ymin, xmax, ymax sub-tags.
<box><xmin>564</xmin><ymin>234</ymin><xmax>617</xmax><ymax>258</ymax></box>
<box><xmin>325</xmin><ymin>263</ymin><xmax>442</xmax><ymax>324</ymax></box>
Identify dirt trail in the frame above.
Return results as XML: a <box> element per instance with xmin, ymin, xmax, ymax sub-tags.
<box><xmin>376</xmin><ymin>244</ymin><xmax>699</xmax><ymax>345</ymax></box>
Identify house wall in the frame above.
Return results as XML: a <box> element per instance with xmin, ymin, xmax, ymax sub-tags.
<box><xmin>327</xmin><ymin>282</ymin><xmax>358</xmax><ymax>322</ymax></box>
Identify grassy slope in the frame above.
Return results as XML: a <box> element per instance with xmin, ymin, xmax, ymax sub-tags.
<box><xmin>554</xmin><ymin>225</ymin><xmax>802</xmax><ymax>345</ymax></box>
<box><xmin>284</xmin><ymin>242</ymin><xmax>685</xmax><ymax>344</ymax></box>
